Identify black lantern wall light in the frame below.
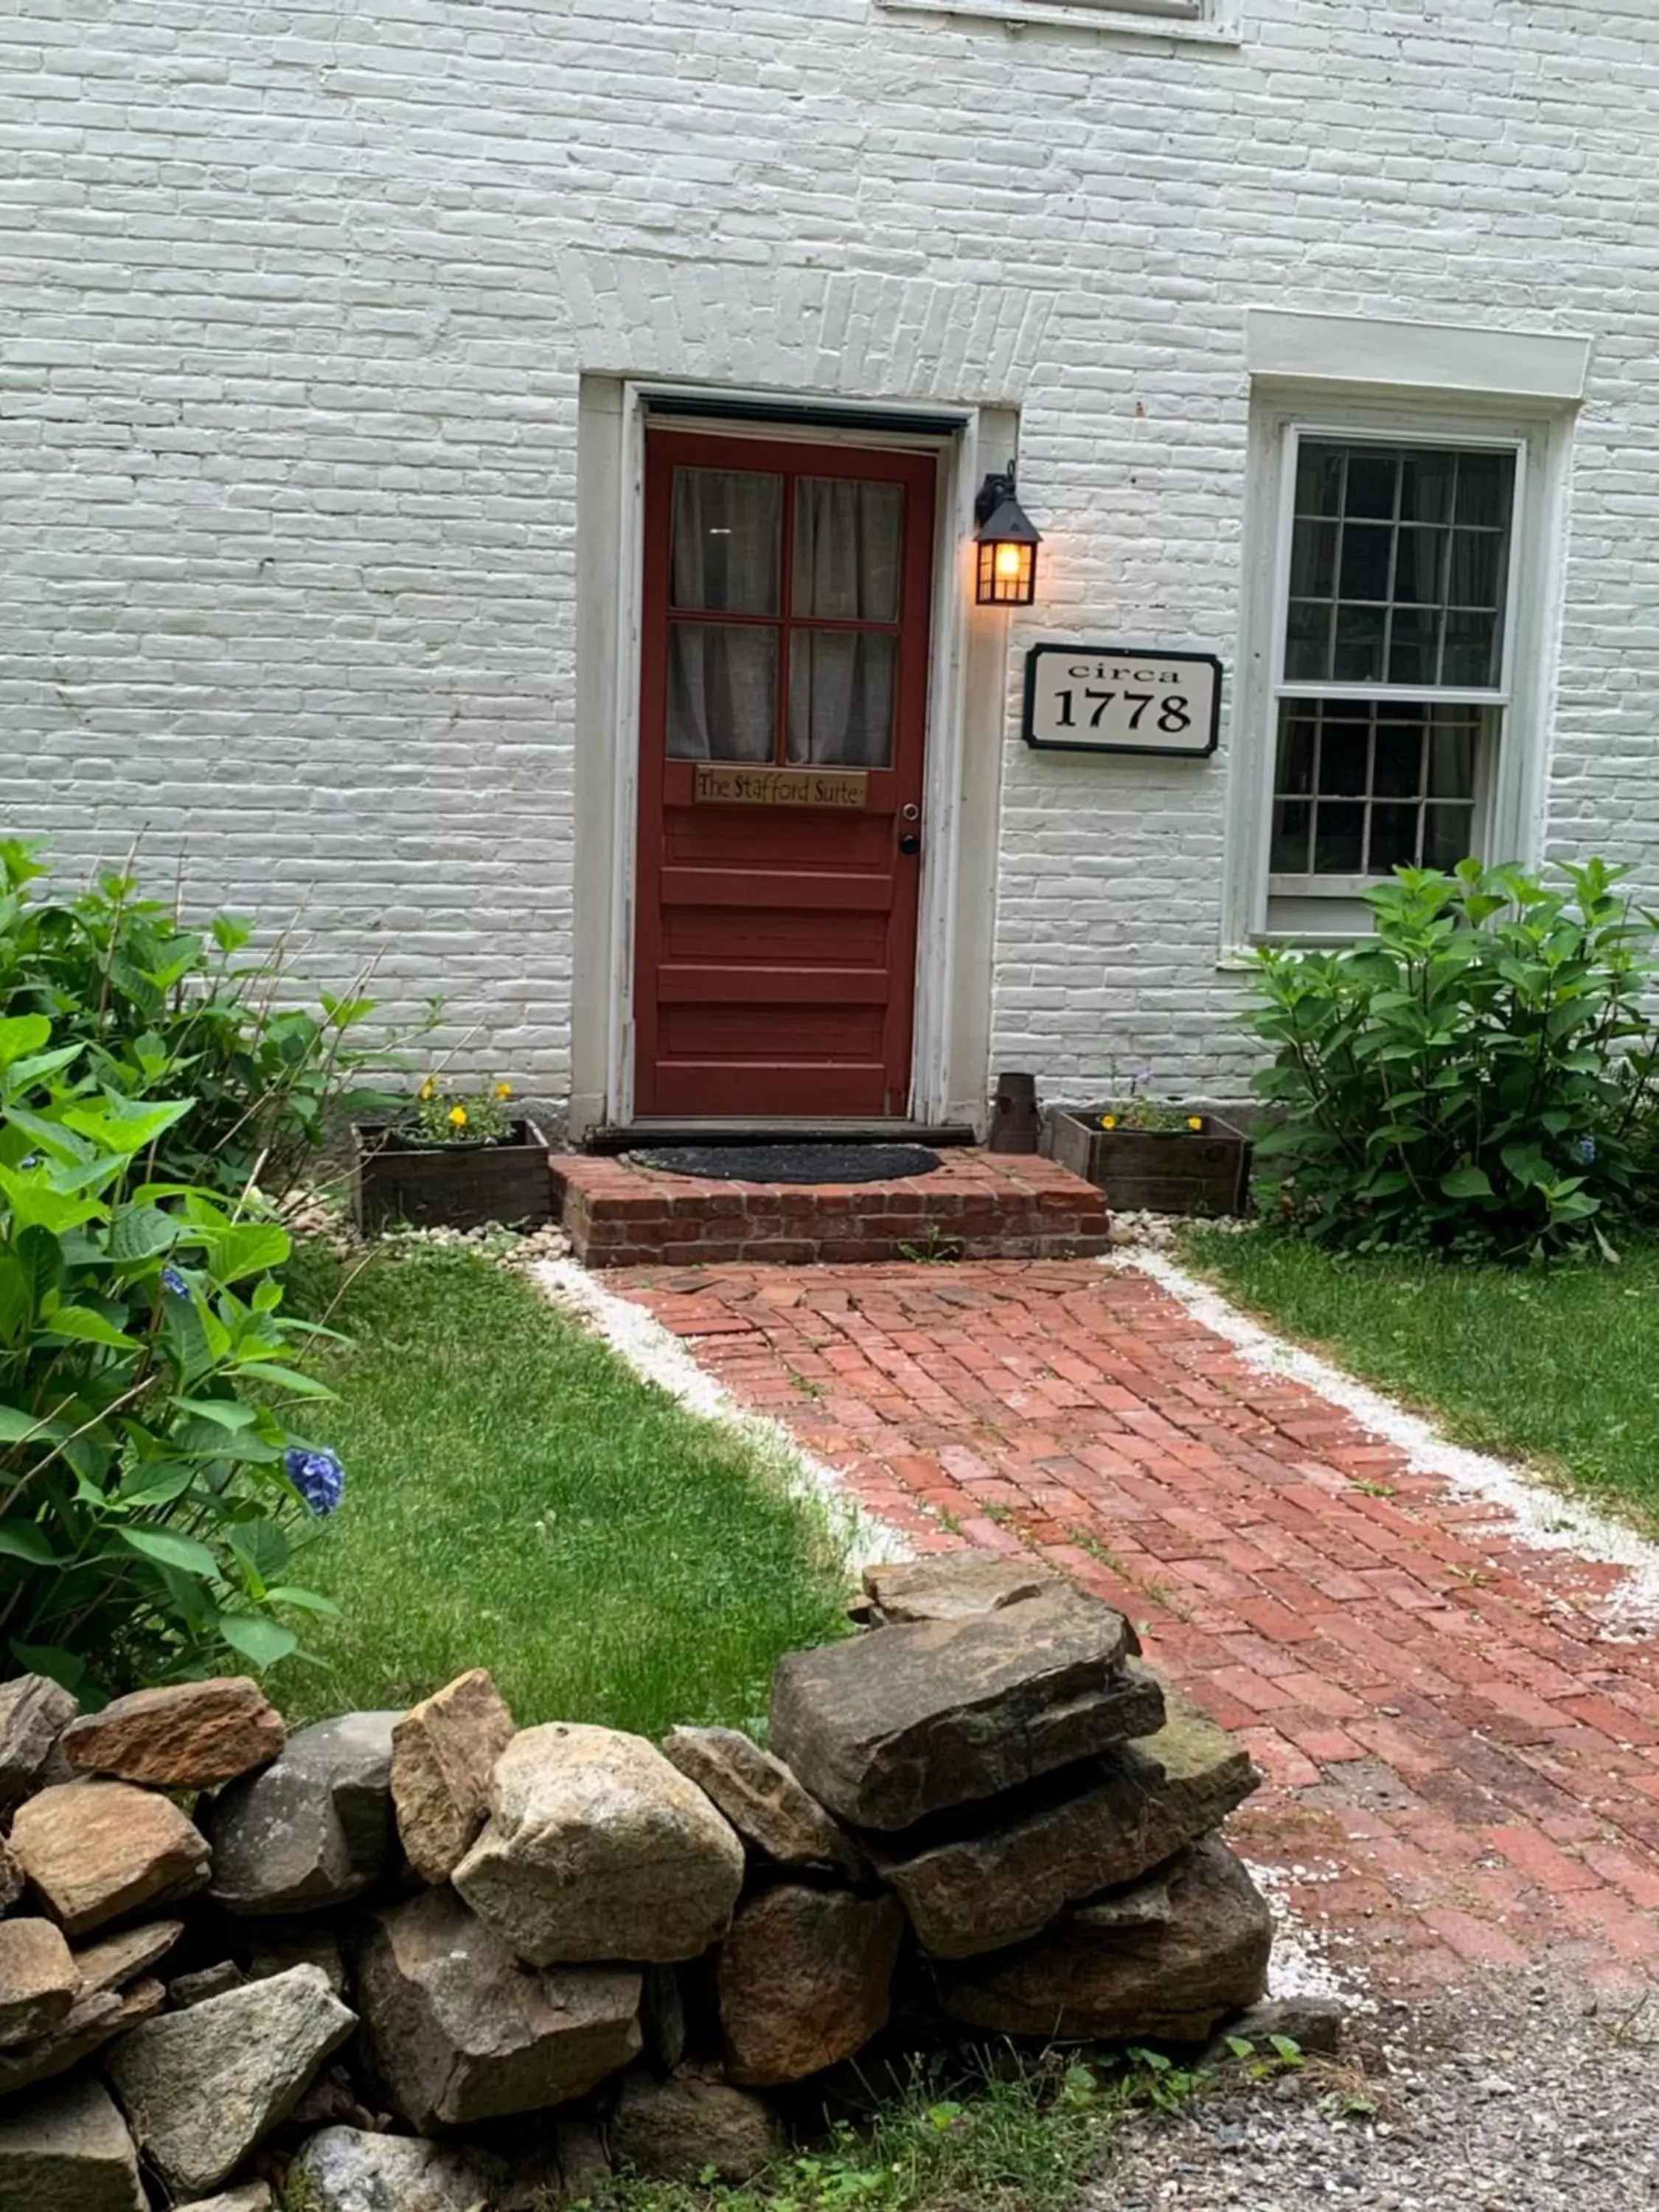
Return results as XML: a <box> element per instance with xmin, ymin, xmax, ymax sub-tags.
<box><xmin>973</xmin><ymin>462</ymin><xmax>1043</xmax><ymax>606</ymax></box>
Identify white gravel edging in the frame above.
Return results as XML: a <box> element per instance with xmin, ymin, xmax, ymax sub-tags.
<box><xmin>1127</xmin><ymin>1248</ymin><xmax>1659</xmax><ymax>1627</ymax></box>
<box><xmin>532</xmin><ymin>1258</ymin><xmax>910</xmax><ymax>1574</ymax></box>
<box><xmin>1243</xmin><ymin>1859</ymin><xmax>1376</xmax><ymax>2013</ymax></box>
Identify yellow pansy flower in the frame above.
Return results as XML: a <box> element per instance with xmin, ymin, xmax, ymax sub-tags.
<box><xmin>1101</xmin><ymin>1114</ymin><xmax>1118</xmax><ymax>1130</ymax></box>
<box><xmin>1187</xmin><ymin>1115</ymin><xmax>1204</xmax><ymax>1130</ymax></box>
<box><xmin>495</xmin><ymin>1082</ymin><xmax>513</xmax><ymax>1099</ymax></box>
<box><xmin>448</xmin><ymin>1105</ymin><xmax>469</xmax><ymax>1129</ymax></box>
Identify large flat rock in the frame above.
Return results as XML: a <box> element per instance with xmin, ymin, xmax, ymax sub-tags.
<box><xmin>661</xmin><ymin>1725</ymin><xmax>862</xmax><ymax>1875</ymax></box>
<box><xmin>717</xmin><ymin>1883</ymin><xmax>903</xmax><ymax>2087</ymax></box>
<box><xmin>0</xmin><ymin>2074</ymin><xmax>144</xmax><ymax>2212</ymax></box>
<box><xmin>936</xmin><ymin>1834</ymin><xmax>1273</xmax><ymax>2042</ymax></box>
<box><xmin>208</xmin><ymin>1711</ymin><xmax>400</xmax><ymax>1914</ymax></box>
<box><xmin>770</xmin><ymin>1587</ymin><xmax>1159</xmax><ymax>1831</ymax></box>
<box><xmin>391</xmin><ymin>1668</ymin><xmax>515</xmax><ymax>1884</ymax></box>
<box><xmin>105</xmin><ymin>1964</ymin><xmax>356</xmax><ymax>2194</ymax></box>
<box><xmin>357</xmin><ymin>1886</ymin><xmax>641</xmax><ymax>2129</ymax></box>
<box><xmin>453</xmin><ymin>1722</ymin><xmax>745</xmax><ymax>1965</ymax></box>
<box><xmin>10</xmin><ymin>1781</ymin><xmax>209</xmax><ymax>1937</ymax></box>
<box><xmin>869</xmin><ymin>1678</ymin><xmax>1259</xmax><ymax>1956</ymax></box>
<box><xmin>61</xmin><ymin>1677</ymin><xmax>284</xmax><ymax>1790</ymax></box>
<box><xmin>860</xmin><ymin>1551</ymin><xmax>1062</xmax><ymax>1624</ymax></box>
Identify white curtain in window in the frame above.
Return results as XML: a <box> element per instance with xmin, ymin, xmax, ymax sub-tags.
<box><xmin>787</xmin><ymin>634</ymin><xmax>896</xmax><ymax>768</ymax></box>
<box><xmin>667</xmin><ymin>469</ymin><xmax>782</xmax><ymax>760</ymax></box>
<box><xmin>667</xmin><ymin>626</ymin><xmax>777</xmax><ymax>762</ymax></box>
<box><xmin>787</xmin><ymin>479</ymin><xmax>902</xmax><ymax>767</ymax></box>
<box><xmin>671</xmin><ymin>469</ymin><xmax>781</xmax><ymax>614</ymax></box>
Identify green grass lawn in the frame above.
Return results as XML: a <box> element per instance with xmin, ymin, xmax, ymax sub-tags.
<box><xmin>272</xmin><ymin>1242</ymin><xmax>852</xmax><ymax>1732</ymax></box>
<box><xmin>1180</xmin><ymin>1223</ymin><xmax>1659</xmax><ymax>1525</ymax></box>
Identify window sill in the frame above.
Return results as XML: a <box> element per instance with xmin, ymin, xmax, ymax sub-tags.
<box><xmin>873</xmin><ymin>0</ymin><xmax>1240</xmax><ymax>46</ymax></box>
<box><xmin>1219</xmin><ymin>929</ymin><xmax>1373</xmax><ymax>968</ymax></box>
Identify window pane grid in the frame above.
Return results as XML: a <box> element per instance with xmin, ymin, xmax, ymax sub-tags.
<box><xmin>664</xmin><ymin>462</ymin><xmax>905</xmax><ymax>768</ymax></box>
<box><xmin>1284</xmin><ymin>442</ymin><xmax>1514</xmax><ymax>691</ymax></box>
<box><xmin>1270</xmin><ymin>701</ymin><xmax>1480</xmax><ymax>879</ymax></box>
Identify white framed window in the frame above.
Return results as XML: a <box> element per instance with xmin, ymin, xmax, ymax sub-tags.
<box><xmin>1267</xmin><ymin>429</ymin><xmax>1520</xmax><ymax>912</ymax></box>
<box><xmin>1225</xmin><ymin>394</ymin><xmax>1573</xmax><ymax>947</ymax></box>
<box><xmin>874</xmin><ymin>0</ymin><xmax>1238</xmax><ymax>45</ymax></box>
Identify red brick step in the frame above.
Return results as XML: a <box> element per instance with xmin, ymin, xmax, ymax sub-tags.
<box><xmin>549</xmin><ymin>1150</ymin><xmax>1111</xmax><ymax>1267</ymax></box>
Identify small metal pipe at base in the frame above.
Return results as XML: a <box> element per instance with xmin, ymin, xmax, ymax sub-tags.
<box><xmin>987</xmin><ymin>1071</ymin><xmax>1042</xmax><ymax>1155</ymax></box>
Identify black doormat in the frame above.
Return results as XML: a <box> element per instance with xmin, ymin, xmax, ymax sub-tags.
<box><xmin>632</xmin><ymin>1143</ymin><xmax>944</xmax><ymax>1186</ymax></box>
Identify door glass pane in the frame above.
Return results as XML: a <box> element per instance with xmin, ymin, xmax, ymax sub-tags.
<box><xmin>670</xmin><ymin>470</ymin><xmax>782</xmax><ymax>614</ymax></box>
<box><xmin>667</xmin><ymin>624</ymin><xmax>778</xmax><ymax>760</ymax></box>
<box><xmin>792</xmin><ymin>479</ymin><xmax>905</xmax><ymax>622</ymax></box>
<box><xmin>787</xmin><ymin>632</ymin><xmax>895</xmax><ymax>767</ymax></box>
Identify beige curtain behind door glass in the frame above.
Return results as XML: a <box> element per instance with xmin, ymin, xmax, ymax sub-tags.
<box><xmin>667</xmin><ymin>468</ymin><xmax>782</xmax><ymax>761</ymax></box>
<box><xmin>787</xmin><ymin>479</ymin><xmax>903</xmax><ymax>767</ymax></box>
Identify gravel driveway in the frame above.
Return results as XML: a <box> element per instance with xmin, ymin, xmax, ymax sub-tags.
<box><xmin>1096</xmin><ymin>1975</ymin><xmax>1659</xmax><ymax>2210</ymax></box>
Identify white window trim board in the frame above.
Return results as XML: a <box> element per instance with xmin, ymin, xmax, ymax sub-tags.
<box><xmin>1220</xmin><ymin>389</ymin><xmax>1577</xmax><ymax>956</ymax></box>
<box><xmin>1245</xmin><ymin>311</ymin><xmax>1592</xmax><ymax>406</ymax></box>
<box><xmin>874</xmin><ymin>0</ymin><xmax>1241</xmax><ymax>46</ymax></box>
<box><xmin>1263</xmin><ymin>425</ymin><xmax>1523</xmax><ymax>900</ymax></box>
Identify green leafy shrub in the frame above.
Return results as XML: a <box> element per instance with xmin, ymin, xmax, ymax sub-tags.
<box><xmin>0</xmin><ymin>839</ymin><xmax>404</xmax><ymax>1206</ymax></box>
<box><xmin>1244</xmin><ymin>858</ymin><xmax>1659</xmax><ymax>1260</ymax></box>
<box><xmin>0</xmin><ymin>1010</ymin><xmax>341</xmax><ymax>1697</ymax></box>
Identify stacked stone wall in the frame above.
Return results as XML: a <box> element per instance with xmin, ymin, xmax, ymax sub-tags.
<box><xmin>0</xmin><ymin>1556</ymin><xmax>1279</xmax><ymax>2209</ymax></box>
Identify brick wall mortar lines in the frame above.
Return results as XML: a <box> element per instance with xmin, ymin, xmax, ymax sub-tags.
<box><xmin>7</xmin><ymin>0</ymin><xmax>1658</xmax><ymax>1109</ymax></box>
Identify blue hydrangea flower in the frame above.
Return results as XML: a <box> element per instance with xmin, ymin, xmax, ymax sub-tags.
<box><xmin>284</xmin><ymin>1446</ymin><xmax>346</xmax><ymax>1517</ymax></box>
<box><xmin>1573</xmin><ymin>1135</ymin><xmax>1597</xmax><ymax>1164</ymax></box>
<box><xmin>159</xmin><ymin>1265</ymin><xmax>190</xmax><ymax>1298</ymax></box>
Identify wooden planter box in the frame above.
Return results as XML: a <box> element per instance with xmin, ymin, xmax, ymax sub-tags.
<box><xmin>1048</xmin><ymin>1109</ymin><xmax>1252</xmax><ymax>1217</ymax></box>
<box><xmin>353</xmin><ymin>1121</ymin><xmax>552</xmax><ymax>1235</ymax></box>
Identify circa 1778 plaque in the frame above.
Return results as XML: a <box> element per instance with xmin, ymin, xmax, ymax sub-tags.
<box><xmin>693</xmin><ymin>765</ymin><xmax>869</xmax><ymax>807</ymax></box>
<box><xmin>1023</xmin><ymin>644</ymin><xmax>1222</xmax><ymax>758</ymax></box>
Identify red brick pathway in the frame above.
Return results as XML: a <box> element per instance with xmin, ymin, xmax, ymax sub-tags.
<box><xmin>617</xmin><ymin>1259</ymin><xmax>1659</xmax><ymax>1996</ymax></box>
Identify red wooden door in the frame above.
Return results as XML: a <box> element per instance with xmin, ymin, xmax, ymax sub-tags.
<box><xmin>633</xmin><ymin>430</ymin><xmax>937</xmax><ymax>1119</ymax></box>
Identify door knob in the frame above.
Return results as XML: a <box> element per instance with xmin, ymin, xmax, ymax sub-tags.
<box><xmin>897</xmin><ymin>832</ymin><xmax>922</xmax><ymax>855</ymax></box>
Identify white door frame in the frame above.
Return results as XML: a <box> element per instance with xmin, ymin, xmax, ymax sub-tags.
<box><xmin>571</xmin><ymin>377</ymin><xmax>1012</xmax><ymax>1136</ymax></box>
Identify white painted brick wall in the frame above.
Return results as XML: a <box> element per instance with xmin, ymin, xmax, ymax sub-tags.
<box><xmin>7</xmin><ymin>0</ymin><xmax>1658</xmax><ymax>1117</ymax></box>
